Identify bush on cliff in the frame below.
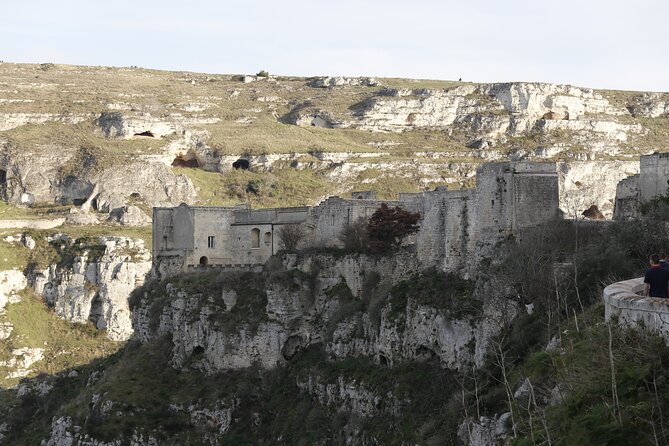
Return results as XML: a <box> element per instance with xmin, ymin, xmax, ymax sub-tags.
<box><xmin>367</xmin><ymin>203</ymin><xmax>420</xmax><ymax>253</ymax></box>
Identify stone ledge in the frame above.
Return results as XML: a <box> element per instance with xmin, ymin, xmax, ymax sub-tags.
<box><xmin>603</xmin><ymin>277</ymin><xmax>669</xmax><ymax>339</ymax></box>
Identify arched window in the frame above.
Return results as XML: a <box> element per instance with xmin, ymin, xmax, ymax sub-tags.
<box><xmin>251</xmin><ymin>228</ymin><xmax>260</xmax><ymax>248</ymax></box>
<box><xmin>264</xmin><ymin>231</ymin><xmax>272</xmax><ymax>246</ymax></box>
<box><xmin>199</xmin><ymin>256</ymin><xmax>208</xmax><ymax>266</ymax></box>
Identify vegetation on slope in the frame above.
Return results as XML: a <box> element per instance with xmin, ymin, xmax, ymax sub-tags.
<box><xmin>3</xmin><ymin>201</ymin><xmax>669</xmax><ymax>444</ymax></box>
<box><xmin>0</xmin><ymin>291</ymin><xmax>122</xmax><ymax>389</ymax></box>
<box><xmin>459</xmin><ymin>199</ymin><xmax>669</xmax><ymax>446</ymax></box>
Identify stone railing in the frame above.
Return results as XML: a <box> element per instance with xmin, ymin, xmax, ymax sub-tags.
<box><xmin>603</xmin><ymin>277</ymin><xmax>669</xmax><ymax>339</ymax></box>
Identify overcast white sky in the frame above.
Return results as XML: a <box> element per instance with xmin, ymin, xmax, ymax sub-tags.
<box><xmin>1</xmin><ymin>0</ymin><xmax>667</xmax><ymax>91</ymax></box>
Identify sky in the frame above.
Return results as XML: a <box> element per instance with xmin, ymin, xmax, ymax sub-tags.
<box><xmin>1</xmin><ymin>0</ymin><xmax>667</xmax><ymax>92</ymax></box>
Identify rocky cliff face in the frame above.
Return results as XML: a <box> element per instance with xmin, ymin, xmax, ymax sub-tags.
<box><xmin>30</xmin><ymin>236</ymin><xmax>151</xmax><ymax>341</ymax></box>
<box><xmin>0</xmin><ymin>141</ymin><xmax>196</xmax><ymax>218</ymax></box>
<box><xmin>25</xmin><ymin>249</ymin><xmax>514</xmax><ymax>445</ymax></box>
<box><xmin>134</xmin><ymin>252</ymin><xmax>511</xmax><ymax>374</ymax></box>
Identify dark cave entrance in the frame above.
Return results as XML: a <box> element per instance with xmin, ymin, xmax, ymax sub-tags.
<box><xmin>192</xmin><ymin>345</ymin><xmax>205</xmax><ymax>356</ymax></box>
<box><xmin>172</xmin><ymin>156</ymin><xmax>200</xmax><ymax>168</ymax></box>
<box><xmin>0</xmin><ymin>169</ymin><xmax>6</xmax><ymax>201</ymax></box>
<box><xmin>133</xmin><ymin>131</ymin><xmax>155</xmax><ymax>137</ymax></box>
<box><xmin>232</xmin><ymin>159</ymin><xmax>250</xmax><ymax>170</ymax></box>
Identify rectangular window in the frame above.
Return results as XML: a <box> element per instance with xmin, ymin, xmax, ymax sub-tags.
<box><xmin>207</xmin><ymin>236</ymin><xmax>215</xmax><ymax>249</ymax></box>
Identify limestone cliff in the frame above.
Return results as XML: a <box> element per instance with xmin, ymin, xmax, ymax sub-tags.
<box><xmin>26</xmin><ymin>250</ymin><xmax>515</xmax><ymax>445</ymax></box>
<box><xmin>29</xmin><ymin>236</ymin><xmax>151</xmax><ymax>341</ymax></box>
<box><xmin>133</xmin><ymin>252</ymin><xmax>510</xmax><ymax>374</ymax></box>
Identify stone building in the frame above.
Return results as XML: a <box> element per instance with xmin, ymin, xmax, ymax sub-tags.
<box><xmin>152</xmin><ymin>161</ymin><xmax>559</xmax><ymax>277</ymax></box>
<box><xmin>614</xmin><ymin>152</ymin><xmax>669</xmax><ymax>219</ymax></box>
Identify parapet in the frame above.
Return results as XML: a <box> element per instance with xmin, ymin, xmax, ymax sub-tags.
<box><xmin>603</xmin><ymin>277</ymin><xmax>669</xmax><ymax>340</ymax></box>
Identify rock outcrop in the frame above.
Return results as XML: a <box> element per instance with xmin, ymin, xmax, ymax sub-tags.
<box><xmin>96</xmin><ymin>111</ymin><xmax>219</xmax><ymax>139</ymax></box>
<box><xmin>134</xmin><ymin>252</ymin><xmax>507</xmax><ymax>374</ymax></box>
<box><xmin>30</xmin><ymin>236</ymin><xmax>151</xmax><ymax>341</ymax></box>
<box><xmin>0</xmin><ymin>146</ymin><xmax>196</xmax><ymax>213</ymax></box>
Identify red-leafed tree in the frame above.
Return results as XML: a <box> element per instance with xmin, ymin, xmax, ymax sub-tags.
<box><xmin>367</xmin><ymin>203</ymin><xmax>421</xmax><ymax>253</ymax></box>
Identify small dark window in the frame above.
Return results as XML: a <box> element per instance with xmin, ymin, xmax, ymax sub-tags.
<box><xmin>207</xmin><ymin>236</ymin><xmax>215</xmax><ymax>249</ymax></box>
<box><xmin>199</xmin><ymin>256</ymin><xmax>208</xmax><ymax>266</ymax></box>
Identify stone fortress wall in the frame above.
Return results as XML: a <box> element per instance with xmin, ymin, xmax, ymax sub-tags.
<box><xmin>614</xmin><ymin>152</ymin><xmax>669</xmax><ymax>219</ymax></box>
<box><xmin>153</xmin><ymin>161</ymin><xmax>560</xmax><ymax>278</ymax></box>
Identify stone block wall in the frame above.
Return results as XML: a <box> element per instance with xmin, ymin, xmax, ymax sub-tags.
<box><xmin>639</xmin><ymin>153</ymin><xmax>669</xmax><ymax>202</ymax></box>
<box><xmin>603</xmin><ymin>277</ymin><xmax>669</xmax><ymax>341</ymax></box>
<box><xmin>306</xmin><ymin>197</ymin><xmax>397</xmax><ymax>248</ymax></box>
<box><xmin>153</xmin><ymin>161</ymin><xmax>560</xmax><ymax>278</ymax></box>
<box><xmin>613</xmin><ymin>174</ymin><xmax>639</xmax><ymax>219</ymax></box>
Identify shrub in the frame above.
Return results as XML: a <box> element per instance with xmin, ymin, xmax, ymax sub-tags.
<box><xmin>367</xmin><ymin>203</ymin><xmax>421</xmax><ymax>253</ymax></box>
<box><xmin>277</xmin><ymin>224</ymin><xmax>305</xmax><ymax>252</ymax></box>
<box><xmin>256</xmin><ymin>70</ymin><xmax>269</xmax><ymax>78</ymax></box>
<box><xmin>339</xmin><ymin>217</ymin><xmax>369</xmax><ymax>253</ymax></box>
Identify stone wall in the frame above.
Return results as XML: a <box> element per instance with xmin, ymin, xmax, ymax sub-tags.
<box><xmin>153</xmin><ymin>161</ymin><xmax>560</xmax><ymax>278</ymax></box>
<box><xmin>305</xmin><ymin>197</ymin><xmax>395</xmax><ymax>248</ymax></box>
<box><xmin>613</xmin><ymin>174</ymin><xmax>639</xmax><ymax>219</ymax></box>
<box><xmin>602</xmin><ymin>277</ymin><xmax>669</xmax><ymax>340</ymax></box>
<box><xmin>639</xmin><ymin>153</ymin><xmax>669</xmax><ymax>202</ymax></box>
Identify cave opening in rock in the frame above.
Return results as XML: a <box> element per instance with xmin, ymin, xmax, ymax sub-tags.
<box><xmin>130</xmin><ymin>192</ymin><xmax>141</xmax><ymax>199</ymax></box>
<box><xmin>88</xmin><ymin>293</ymin><xmax>103</xmax><ymax>327</ymax></box>
<box><xmin>199</xmin><ymin>256</ymin><xmax>208</xmax><ymax>266</ymax></box>
<box><xmin>281</xmin><ymin>335</ymin><xmax>303</xmax><ymax>360</ymax></box>
<box><xmin>415</xmin><ymin>345</ymin><xmax>437</xmax><ymax>362</ymax></box>
<box><xmin>172</xmin><ymin>156</ymin><xmax>200</xmax><ymax>168</ymax></box>
<box><xmin>378</xmin><ymin>354</ymin><xmax>388</xmax><ymax>367</ymax></box>
<box><xmin>582</xmin><ymin>204</ymin><xmax>605</xmax><ymax>220</ymax></box>
<box><xmin>134</xmin><ymin>131</ymin><xmax>154</xmax><ymax>137</ymax></box>
<box><xmin>0</xmin><ymin>169</ymin><xmax>7</xmax><ymax>200</ymax></box>
<box><xmin>233</xmin><ymin>159</ymin><xmax>250</xmax><ymax>170</ymax></box>
<box><xmin>192</xmin><ymin>346</ymin><xmax>205</xmax><ymax>356</ymax></box>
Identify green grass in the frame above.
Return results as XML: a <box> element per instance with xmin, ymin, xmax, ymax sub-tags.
<box><xmin>378</xmin><ymin>77</ymin><xmax>467</xmax><ymax>90</ymax></box>
<box><xmin>0</xmin><ymin>291</ymin><xmax>121</xmax><ymax>388</ymax></box>
<box><xmin>175</xmin><ymin>166</ymin><xmax>333</xmax><ymax>207</ymax></box>
<box><xmin>0</xmin><ymin>236</ymin><xmax>31</xmax><ymax>270</ymax></box>
<box><xmin>0</xmin><ymin>201</ymin><xmax>70</xmax><ymax>220</ymax></box>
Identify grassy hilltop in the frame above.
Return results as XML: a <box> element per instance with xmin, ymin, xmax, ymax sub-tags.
<box><xmin>0</xmin><ymin>62</ymin><xmax>667</xmax><ymax>209</ymax></box>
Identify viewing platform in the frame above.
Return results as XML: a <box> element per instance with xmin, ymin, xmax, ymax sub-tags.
<box><xmin>603</xmin><ymin>278</ymin><xmax>669</xmax><ymax>339</ymax></box>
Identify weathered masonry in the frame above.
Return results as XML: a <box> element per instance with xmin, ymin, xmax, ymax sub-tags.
<box><xmin>153</xmin><ymin>161</ymin><xmax>560</xmax><ymax>277</ymax></box>
<box><xmin>614</xmin><ymin>152</ymin><xmax>669</xmax><ymax>219</ymax></box>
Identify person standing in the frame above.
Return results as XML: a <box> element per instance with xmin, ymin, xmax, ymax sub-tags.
<box><xmin>644</xmin><ymin>254</ymin><xmax>669</xmax><ymax>298</ymax></box>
